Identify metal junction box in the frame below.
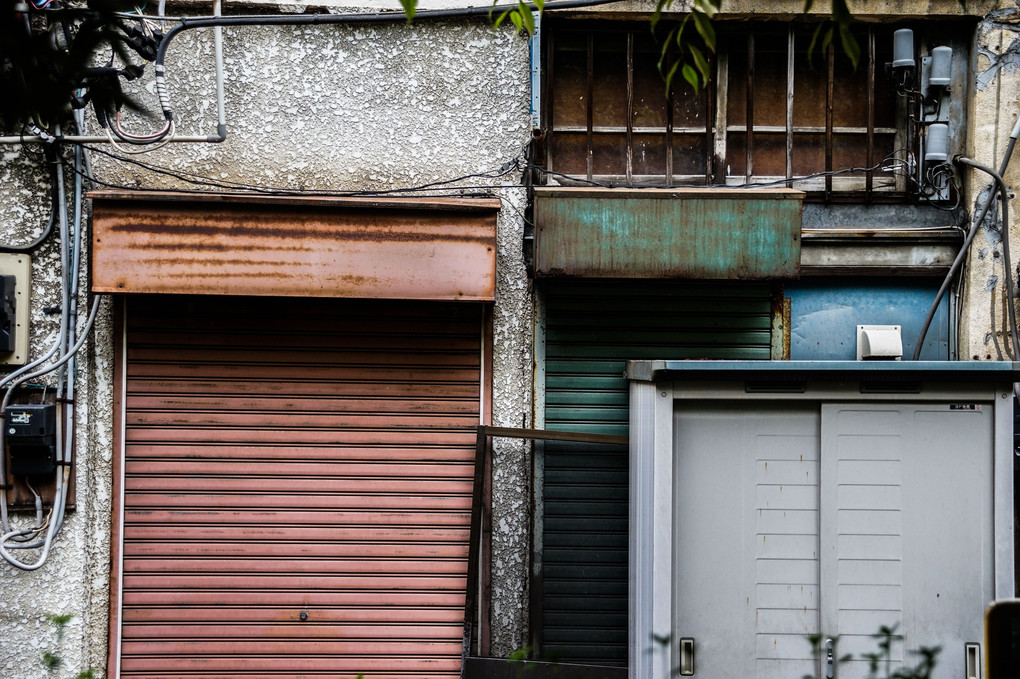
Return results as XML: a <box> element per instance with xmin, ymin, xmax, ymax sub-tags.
<box><xmin>5</xmin><ymin>403</ymin><xmax>57</xmax><ymax>477</ymax></box>
<box><xmin>628</xmin><ymin>361</ymin><xmax>1017</xmax><ymax>679</ymax></box>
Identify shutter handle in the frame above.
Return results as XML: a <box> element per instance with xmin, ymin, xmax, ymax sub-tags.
<box><xmin>825</xmin><ymin>638</ymin><xmax>835</xmax><ymax>679</ymax></box>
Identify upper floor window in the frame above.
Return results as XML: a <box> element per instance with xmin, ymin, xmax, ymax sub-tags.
<box><xmin>541</xmin><ymin>21</ymin><xmax>960</xmax><ymax>201</ymax></box>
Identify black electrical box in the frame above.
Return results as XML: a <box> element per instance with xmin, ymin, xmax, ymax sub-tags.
<box><xmin>5</xmin><ymin>403</ymin><xmax>57</xmax><ymax>477</ymax></box>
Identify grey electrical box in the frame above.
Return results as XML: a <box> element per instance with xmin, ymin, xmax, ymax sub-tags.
<box><xmin>0</xmin><ymin>274</ymin><xmax>16</xmax><ymax>353</ymax></box>
<box><xmin>5</xmin><ymin>403</ymin><xmax>57</xmax><ymax>476</ymax></box>
<box><xmin>0</xmin><ymin>254</ymin><xmax>30</xmax><ymax>365</ymax></box>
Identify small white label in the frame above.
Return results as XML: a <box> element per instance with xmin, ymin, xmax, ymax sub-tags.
<box><xmin>950</xmin><ymin>404</ymin><xmax>981</xmax><ymax>411</ymax></box>
<box><xmin>8</xmin><ymin>412</ymin><xmax>30</xmax><ymax>424</ymax></box>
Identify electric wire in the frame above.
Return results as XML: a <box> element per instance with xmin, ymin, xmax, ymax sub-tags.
<box><xmin>0</xmin><ymin>145</ymin><xmax>59</xmax><ymax>253</ymax></box>
<box><xmin>912</xmin><ymin>131</ymin><xmax>1019</xmax><ymax>360</ymax></box>
<box><xmin>953</xmin><ymin>157</ymin><xmax>1018</xmax><ymax>361</ymax></box>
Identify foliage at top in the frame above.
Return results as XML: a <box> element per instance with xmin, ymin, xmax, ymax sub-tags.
<box><xmin>0</xmin><ymin>0</ymin><xmax>155</xmax><ymax>130</ymax></box>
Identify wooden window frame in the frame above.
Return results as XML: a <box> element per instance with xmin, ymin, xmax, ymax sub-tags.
<box><xmin>543</xmin><ymin>21</ymin><xmax>911</xmax><ymax>202</ymax></box>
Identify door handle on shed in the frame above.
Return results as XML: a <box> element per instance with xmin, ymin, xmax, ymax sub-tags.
<box><xmin>679</xmin><ymin>637</ymin><xmax>694</xmax><ymax>676</ymax></box>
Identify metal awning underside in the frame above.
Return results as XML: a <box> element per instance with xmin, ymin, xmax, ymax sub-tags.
<box><xmin>90</xmin><ymin>190</ymin><xmax>500</xmax><ymax>301</ymax></box>
<box><xmin>628</xmin><ymin>359</ymin><xmax>1020</xmax><ymax>383</ymax></box>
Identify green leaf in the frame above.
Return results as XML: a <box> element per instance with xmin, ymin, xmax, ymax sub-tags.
<box><xmin>491</xmin><ymin>7</ymin><xmax>513</xmax><ymax>29</ymax></box>
<box><xmin>533</xmin><ymin>0</ymin><xmax>544</xmax><ymax>12</ymax></box>
<box><xmin>652</xmin><ymin>0</ymin><xmax>674</xmax><ymax>30</ymax></box>
<box><xmin>510</xmin><ymin>10</ymin><xmax>523</xmax><ymax>33</ymax></box>
<box><xmin>820</xmin><ymin>25</ymin><xmax>833</xmax><ymax>55</ymax></box>
<box><xmin>695</xmin><ymin>0</ymin><xmax>720</xmax><ymax>19</ymax></box>
<box><xmin>518</xmin><ymin>1</ymin><xmax>535</xmax><ymax>34</ymax></box>
<box><xmin>690</xmin><ymin>44</ymin><xmax>710</xmax><ymax>85</ymax></box>
<box><xmin>802</xmin><ymin>0</ymin><xmax>815</xmax><ymax>11</ymax></box>
<box><xmin>398</xmin><ymin>0</ymin><xmax>417</xmax><ymax>23</ymax></box>
<box><xmin>663</xmin><ymin>58</ymin><xmax>681</xmax><ymax>94</ymax></box>
<box><xmin>837</xmin><ymin>22</ymin><xmax>861</xmax><ymax>69</ymax></box>
<box><xmin>691</xmin><ymin>10</ymin><xmax>716</xmax><ymax>51</ymax></box>
<box><xmin>682</xmin><ymin>63</ymin><xmax>699</xmax><ymax>90</ymax></box>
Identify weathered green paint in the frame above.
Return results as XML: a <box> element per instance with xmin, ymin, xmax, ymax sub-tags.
<box><xmin>534</xmin><ymin>188</ymin><xmax>803</xmax><ymax>279</ymax></box>
<box><xmin>539</xmin><ymin>279</ymin><xmax>776</xmax><ymax>666</ymax></box>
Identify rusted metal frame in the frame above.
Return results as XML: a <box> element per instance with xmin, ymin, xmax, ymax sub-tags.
<box><xmin>825</xmin><ymin>38</ymin><xmax>834</xmax><ymax>199</ymax></box>
<box><xmin>586</xmin><ymin>32</ymin><xmax>594</xmax><ymax>182</ymax></box>
<box><xmin>463</xmin><ymin>426</ymin><xmax>629</xmax><ymax>666</ymax></box>
<box><xmin>866</xmin><ymin>29</ymin><xmax>876</xmax><ymax>198</ymax></box>
<box><xmin>745</xmin><ymin>31</ymin><xmax>755</xmax><ymax>184</ymax></box>
<box><xmin>704</xmin><ymin>53</ymin><xmax>714</xmax><ymax>184</ymax></box>
<box><xmin>480</xmin><ymin>427</ymin><xmax>493</xmax><ymax>657</ymax></box>
<box><xmin>480</xmin><ymin>426</ymin><xmax>628</xmax><ymax>446</ymax></box>
<box><xmin>713</xmin><ymin>51</ymin><xmax>728</xmax><ymax>184</ymax></box>
<box><xmin>666</xmin><ymin>42</ymin><xmax>675</xmax><ymax>185</ymax></box>
<box><xmin>786</xmin><ymin>26</ymin><xmax>795</xmax><ymax>187</ymax></box>
<box><xmin>464</xmin><ymin>426</ymin><xmax>489</xmax><ymax>661</ymax></box>
<box><xmin>480</xmin><ymin>304</ymin><xmax>494</xmax><ymax>656</ymax></box>
<box><xmin>544</xmin><ymin>30</ymin><xmax>555</xmax><ymax>179</ymax></box>
<box><xmin>106</xmin><ymin>296</ymin><xmax>126</xmax><ymax>679</ymax></box>
<box><xmin>626</xmin><ymin>31</ymin><xmax>634</xmax><ymax>185</ymax></box>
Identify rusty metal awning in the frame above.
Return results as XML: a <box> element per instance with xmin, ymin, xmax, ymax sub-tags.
<box><xmin>90</xmin><ymin>191</ymin><xmax>500</xmax><ymax>300</ymax></box>
<box><xmin>533</xmin><ymin>187</ymin><xmax>803</xmax><ymax>279</ymax></box>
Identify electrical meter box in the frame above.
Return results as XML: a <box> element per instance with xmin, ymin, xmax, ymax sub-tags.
<box><xmin>5</xmin><ymin>403</ymin><xmax>57</xmax><ymax>477</ymax></box>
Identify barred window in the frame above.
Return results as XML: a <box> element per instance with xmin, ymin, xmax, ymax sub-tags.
<box><xmin>543</xmin><ymin>22</ymin><xmax>928</xmax><ymax>200</ymax></box>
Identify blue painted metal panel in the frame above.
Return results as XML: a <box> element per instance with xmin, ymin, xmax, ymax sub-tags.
<box><xmin>785</xmin><ymin>278</ymin><xmax>950</xmax><ymax>360</ymax></box>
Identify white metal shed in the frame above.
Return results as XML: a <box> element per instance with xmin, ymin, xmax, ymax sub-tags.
<box><xmin>628</xmin><ymin>361</ymin><xmax>1018</xmax><ymax>679</ymax></box>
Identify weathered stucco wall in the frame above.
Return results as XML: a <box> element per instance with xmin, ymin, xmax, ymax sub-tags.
<box><xmin>960</xmin><ymin>6</ymin><xmax>1020</xmax><ymax>361</ymax></box>
<box><xmin>0</xmin><ymin>142</ymin><xmax>115</xmax><ymax>678</ymax></box>
<box><xmin>0</xmin><ymin>10</ymin><xmax>533</xmax><ymax>676</ymax></box>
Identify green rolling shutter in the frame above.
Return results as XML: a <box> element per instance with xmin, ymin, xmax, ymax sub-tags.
<box><xmin>540</xmin><ymin>280</ymin><xmax>776</xmax><ymax>666</ymax></box>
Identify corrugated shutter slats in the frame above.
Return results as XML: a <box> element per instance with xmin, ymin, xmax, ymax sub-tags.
<box><xmin>541</xmin><ymin>280</ymin><xmax>774</xmax><ymax>666</ymax></box>
<box><xmin>119</xmin><ymin>296</ymin><xmax>481</xmax><ymax>679</ymax></box>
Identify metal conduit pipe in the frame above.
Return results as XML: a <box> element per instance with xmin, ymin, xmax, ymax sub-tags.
<box><xmin>912</xmin><ymin>114</ymin><xmax>1020</xmax><ymax>360</ymax></box>
<box><xmin>1</xmin><ymin>0</ymin><xmax>620</xmax><ymax>145</ymax></box>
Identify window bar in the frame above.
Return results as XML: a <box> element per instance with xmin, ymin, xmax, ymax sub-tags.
<box><xmin>543</xmin><ymin>31</ymin><xmax>554</xmax><ymax>179</ymax></box>
<box><xmin>866</xmin><ymin>29</ymin><xmax>875</xmax><ymax>197</ymax></box>
<box><xmin>786</xmin><ymin>26</ymin><xmax>794</xmax><ymax>187</ymax></box>
<box><xmin>666</xmin><ymin>42</ymin><xmax>675</xmax><ymax>185</ymax></box>
<box><xmin>712</xmin><ymin>50</ymin><xmax>728</xmax><ymax>184</ymax></box>
<box><xmin>704</xmin><ymin>56</ymin><xmax>714</xmax><ymax>184</ymax></box>
<box><xmin>586</xmin><ymin>32</ymin><xmax>594</xmax><ymax>182</ymax></box>
<box><xmin>626</xmin><ymin>31</ymin><xmax>634</xmax><ymax>185</ymax></box>
<box><xmin>825</xmin><ymin>37</ymin><xmax>834</xmax><ymax>199</ymax></box>
<box><xmin>746</xmin><ymin>31</ymin><xmax>755</xmax><ymax>184</ymax></box>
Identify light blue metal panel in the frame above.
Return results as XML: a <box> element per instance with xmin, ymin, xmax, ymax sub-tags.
<box><xmin>785</xmin><ymin>278</ymin><xmax>950</xmax><ymax>361</ymax></box>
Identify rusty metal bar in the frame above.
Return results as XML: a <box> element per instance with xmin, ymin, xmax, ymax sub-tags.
<box><xmin>666</xmin><ymin>43</ymin><xmax>675</xmax><ymax>185</ymax></box>
<box><xmin>545</xmin><ymin>30</ymin><xmax>555</xmax><ymax>178</ymax></box>
<box><xmin>786</xmin><ymin>26</ymin><xmax>794</xmax><ymax>187</ymax></box>
<box><xmin>825</xmin><ymin>38</ymin><xmax>834</xmax><ymax>199</ymax></box>
<box><xmin>626</xmin><ymin>31</ymin><xmax>634</xmax><ymax>185</ymax></box>
<box><xmin>704</xmin><ymin>51</ymin><xmax>714</xmax><ymax>184</ymax></box>
<box><xmin>462</xmin><ymin>425</ymin><xmax>629</xmax><ymax>667</ymax></box>
<box><xmin>480</xmin><ymin>426</ymin><xmax>629</xmax><ymax>446</ymax></box>
<box><xmin>867</xmin><ymin>29</ymin><xmax>876</xmax><ymax>197</ymax></box>
<box><xmin>713</xmin><ymin>51</ymin><xmax>728</xmax><ymax>184</ymax></box>
<box><xmin>463</xmin><ymin>427</ymin><xmax>489</xmax><ymax>661</ymax></box>
<box><xmin>586</xmin><ymin>32</ymin><xmax>594</xmax><ymax>181</ymax></box>
<box><xmin>746</xmin><ymin>31</ymin><xmax>755</xmax><ymax>184</ymax></box>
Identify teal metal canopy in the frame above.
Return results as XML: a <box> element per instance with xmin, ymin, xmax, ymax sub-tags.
<box><xmin>533</xmin><ymin>188</ymin><xmax>803</xmax><ymax>279</ymax></box>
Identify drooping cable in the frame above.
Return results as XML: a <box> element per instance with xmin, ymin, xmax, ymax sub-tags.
<box><xmin>912</xmin><ymin>117</ymin><xmax>1020</xmax><ymax>360</ymax></box>
<box><xmin>0</xmin><ymin>144</ymin><xmax>59</xmax><ymax>253</ymax></box>
<box><xmin>955</xmin><ymin>157</ymin><xmax>1017</xmax><ymax>360</ymax></box>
